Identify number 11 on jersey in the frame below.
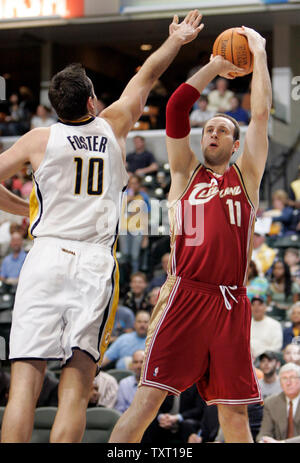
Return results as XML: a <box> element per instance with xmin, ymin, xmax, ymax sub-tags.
<box><xmin>226</xmin><ymin>199</ymin><xmax>241</xmax><ymax>227</ymax></box>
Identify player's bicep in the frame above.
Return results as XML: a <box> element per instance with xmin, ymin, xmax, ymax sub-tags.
<box><xmin>237</xmin><ymin>118</ymin><xmax>269</xmax><ymax>186</ymax></box>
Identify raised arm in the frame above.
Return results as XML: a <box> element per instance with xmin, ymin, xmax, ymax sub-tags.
<box><xmin>100</xmin><ymin>10</ymin><xmax>204</xmax><ymax>154</ymax></box>
<box><xmin>236</xmin><ymin>27</ymin><xmax>272</xmax><ymax>210</ymax></box>
<box><xmin>166</xmin><ymin>56</ymin><xmax>243</xmax><ymax>202</ymax></box>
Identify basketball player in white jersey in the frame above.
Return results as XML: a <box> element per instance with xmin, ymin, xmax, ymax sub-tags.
<box><xmin>0</xmin><ymin>11</ymin><xmax>204</xmax><ymax>443</ymax></box>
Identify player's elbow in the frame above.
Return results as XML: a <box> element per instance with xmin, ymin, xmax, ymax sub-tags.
<box><xmin>251</xmin><ymin>108</ymin><xmax>270</xmax><ymax>122</ymax></box>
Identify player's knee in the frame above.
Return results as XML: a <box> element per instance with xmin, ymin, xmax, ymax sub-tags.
<box><xmin>218</xmin><ymin>404</ymin><xmax>248</xmax><ymax>426</ymax></box>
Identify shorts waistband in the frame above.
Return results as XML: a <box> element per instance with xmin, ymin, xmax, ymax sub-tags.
<box><xmin>34</xmin><ymin>236</ymin><xmax>113</xmax><ymax>253</ymax></box>
<box><xmin>166</xmin><ymin>275</ymin><xmax>246</xmax><ymax>296</ymax></box>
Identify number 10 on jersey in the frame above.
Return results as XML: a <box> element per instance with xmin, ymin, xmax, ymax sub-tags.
<box><xmin>74</xmin><ymin>157</ymin><xmax>104</xmax><ymax>196</ymax></box>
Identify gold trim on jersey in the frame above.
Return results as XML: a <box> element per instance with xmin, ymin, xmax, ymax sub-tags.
<box><xmin>28</xmin><ymin>180</ymin><xmax>39</xmax><ymax>240</ymax></box>
<box><xmin>98</xmin><ymin>238</ymin><xmax>120</xmax><ymax>364</ymax></box>
<box><xmin>232</xmin><ymin>163</ymin><xmax>255</xmax><ymax>211</ymax></box>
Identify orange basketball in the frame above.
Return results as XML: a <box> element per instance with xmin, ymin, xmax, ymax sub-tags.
<box><xmin>212</xmin><ymin>28</ymin><xmax>253</xmax><ymax>77</ymax></box>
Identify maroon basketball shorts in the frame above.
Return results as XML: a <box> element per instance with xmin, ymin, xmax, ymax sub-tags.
<box><xmin>140</xmin><ymin>275</ymin><xmax>262</xmax><ymax>406</ymax></box>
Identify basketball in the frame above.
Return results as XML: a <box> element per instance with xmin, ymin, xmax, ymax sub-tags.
<box><xmin>212</xmin><ymin>28</ymin><xmax>253</xmax><ymax>77</ymax></box>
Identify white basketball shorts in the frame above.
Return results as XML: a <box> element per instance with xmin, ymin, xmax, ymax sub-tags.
<box><xmin>9</xmin><ymin>236</ymin><xmax>119</xmax><ymax>365</ymax></box>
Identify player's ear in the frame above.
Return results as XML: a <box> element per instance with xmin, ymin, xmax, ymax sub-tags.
<box><xmin>232</xmin><ymin>139</ymin><xmax>240</xmax><ymax>155</ymax></box>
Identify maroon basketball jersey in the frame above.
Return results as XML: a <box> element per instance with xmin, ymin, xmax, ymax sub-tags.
<box><xmin>168</xmin><ymin>163</ymin><xmax>256</xmax><ymax>287</ymax></box>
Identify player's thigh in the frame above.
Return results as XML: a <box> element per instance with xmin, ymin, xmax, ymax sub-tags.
<box><xmin>58</xmin><ymin>350</ymin><xmax>97</xmax><ymax>402</ymax></box>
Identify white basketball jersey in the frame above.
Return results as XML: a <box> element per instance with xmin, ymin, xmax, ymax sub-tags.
<box><xmin>29</xmin><ymin>116</ymin><xmax>129</xmax><ymax>247</ymax></box>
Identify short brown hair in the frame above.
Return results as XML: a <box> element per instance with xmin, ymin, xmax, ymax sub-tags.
<box><xmin>202</xmin><ymin>113</ymin><xmax>240</xmax><ymax>142</ymax></box>
<box><xmin>49</xmin><ymin>63</ymin><xmax>93</xmax><ymax>120</ymax></box>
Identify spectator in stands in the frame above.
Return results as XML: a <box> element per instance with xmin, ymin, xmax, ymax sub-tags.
<box><xmin>147</xmin><ymin>287</ymin><xmax>161</xmax><ymax>315</ymax></box>
<box><xmin>119</xmin><ymin>175</ymin><xmax>150</xmax><ymax>273</ymax></box>
<box><xmin>256</xmin><ymin>363</ymin><xmax>300</xmax><ymax>442</ymax></box>
<box><xmin>148</xmin><ymin>252</ymin><xmax>169</xmax><ymax>292</ymax></box>
<box><xmin>31</xmin><ymin>105</ymin><xmax>56</xmax><ymax>129</ymax></box>
<box><xmin>225</xmin><ymin>95</ymin><xmax>249</xmax><ymax>126</ymax></box>
<box><xmin>122</xmin><ymin>272</ymin><xmax>152</xmax><ymax>314</ymax></box>
<box><xmin>241</xmin><ymin>82</ymin><xmax>251</xmax><ymax>117</ymax></box>
<box><xmin>267</xmin><ymin>260</ymin><xmax>300</xmax><ymax>320</ymax></box>
<box><xmin>247</xmin><ymin>260</ymin><xmax>270</xmax><ymax>302</ymax></box>
<box><xmin>0</xmin><ymin>368</ymin><xmax>10</xmax><ymax>406</ymax></box>
<box><xmin>110</xmin><ymin>304</ymin><xmax>135</xmax><ymax>344</ymax></box>
<box><xmin>288</xmin><ymin>164</ymin><xmax>300</xmax><ymax>203</ymax></box>
<box><xmin>263</xmin><ymin>189</ymin><xmax>299</xmax><ymax>236</ymax></box>
<box><xmin>101</xmin><ymin>310</ymin><xmax>150</xmax><ymax>369</ymax></box>
<box><xmin>188</xmin><ymin>404</ymin><xmax>219</xmax><ymax>443</ymax></box>
<box><xmin>251</xmin><ymin>230</ymin><xmax>277</xmax><ymax>277</ymax></box>
<box><xmin>258</xmin><ymin>351</ymin><xmax>282</xmax><ymax>399</ymax></box>
<box><xmin>282</xmin><ymin>302</ymin><xmax>300</xmax><ymax>349</ymax></box>
<box><xmin>3</xmin><ymin>93</ymin><xmax>24</xmax><ymax>136</ymax></box>
<box><xmin>250</xmin><ymin>295</ymin><xmax>283</xmax><ymax>358</ymax></box>
<box><xmin>126</xmin><ymin>136</ymin><xmax>158</xmax><ymax>176</ymax></box>
<box><xmin>87</xmin><ymin>380</ymin><xmax>101</xmax><ymax>408</ymax></box>
<box><xmin>189</xmin><ymin>95</ymin><xmax>215</xmax><ymax>128</ymax></box>
<box><xmin>142</xmin><ymin>383</ymin><xmax>205</xmax><ymax>444</ymax></box>
<box><xmin>283</xmin><ymin>343</ymin><xmax>300</xmax><ymax>367</ymax></box>
<box><xmin>284</xmin><ymin>248</ymin><xmax>300</xmax><ymax>285</ymax></box>
<box><xmin>94</xmin><ymin>371</ymin><xmax>119</xmax><ymax>408</ymax></box>
<box><xmin>0</xmin><ymin>231</ymin><xmax>26</xmax><ymax>285</ymax></box>
<box><xmin>20</xmin><ymin>166</ymin><xmax>33</xmax><ymax>200</ymax></box>
<box><xmin>18</xmin><ymin>85</ymin><xmax>36</xmax><ymax>133</ymax></box>
<box><xmin>115</xmin><ymin>349</ymin><xmax>145</xmax><ymax>414</ymax></box>
<box><xmin>207</xmin><ymin>77</ymin><xmax>234</xmax><ymax>113</ymax></box>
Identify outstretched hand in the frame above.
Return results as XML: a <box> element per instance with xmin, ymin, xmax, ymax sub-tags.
<box><xmin>169</xmin><ymin>10</ymin><xmax>204</xmax><ymax>45</ymax></box>
<box><xmin>237</xmin><ymin>26</ymin><xmax>266</xmax><ymax>55</ymax></box>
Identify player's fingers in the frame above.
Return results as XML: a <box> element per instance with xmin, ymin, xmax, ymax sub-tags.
<box><xmin>195</xmin><ymin>23</ymin><xmax>205</xmax><ymax>34</ymax></box>
<box><xmin>184</xmin><ymin>10</ymin><xmax>194</xmax><ymax>23</ymax></box>
<box><xmin>173</xmin><ymin>14</ymin><xmax>179</xmax><ymax>24</ymax></box>
<box><xmin>193</xmin><ymin>13</ymin><xmax>203</xmax><ymax>28</ymax></box>
<box><xmin>190</xmin><ymin>9</ymin><xmax>200</xmax><ymax>24</ymax></box>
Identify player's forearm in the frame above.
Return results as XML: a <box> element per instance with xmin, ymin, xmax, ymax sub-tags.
<box><xmin>138</xmin><ymin>35</ymin><xmax>184</xmax><ymax>86</ymax></box>
<box><xmin>250</xmin><ymin>50</ymin><xmax>272</xmax><ymax>120</ymax></box>
<box><xmin>186</xmin><ymin>58</ymin><xmax>219</xmax><ymax>94</ymax></box>
<box><xmin>0</xmin><ymin>185</ymin><xmax>29</xmax><ymax>217</ymax></box>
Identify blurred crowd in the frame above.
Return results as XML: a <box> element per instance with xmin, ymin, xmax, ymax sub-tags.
<box><xmin>0</xmin><ymin>76</ymin><xmax>300</xmax><ymax>444</ymax></box>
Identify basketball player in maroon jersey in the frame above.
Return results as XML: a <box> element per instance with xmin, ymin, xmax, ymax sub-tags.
<box><xmin>110</xmin><ymin>27</ymin><xmax>271</xmax><ymax>443</ymax></box>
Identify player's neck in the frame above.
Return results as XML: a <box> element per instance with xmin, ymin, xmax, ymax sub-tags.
<box><xmin>204</xmin><ymin>162</ymin><xmax>229</xmax><ymax>176</ymax></box>
<box><xmin>60</xmin><ymin>113</ymin><xmax>94</xmax><ymax>124</ymax></box>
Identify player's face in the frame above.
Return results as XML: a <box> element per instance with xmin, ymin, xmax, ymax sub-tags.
<box><xmin>201</xmin><ymin>117</ymin><xmax>239</xmax><ymax>166</ymax></box>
